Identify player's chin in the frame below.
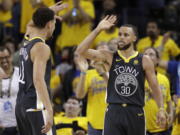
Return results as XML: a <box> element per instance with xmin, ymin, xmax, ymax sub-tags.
<box><xmin>117</xmin><ymin>42</ymin><xmax>125</xmax><ymax>48</ymax></box>
<box><xmin>118</xmin><ymin>45</ymin><xmax>125</xmax><ymax>50</ymax></box>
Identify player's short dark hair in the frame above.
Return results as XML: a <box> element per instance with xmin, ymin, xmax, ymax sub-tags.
<box><xmin>32</xmin><ymin>7</ymin><xmax>55</xmax><ymax>28</ymax></box>
<box><xmin>121</xmin><ymin>24</ymin><xmax>138</xmax><ymax>38</ymax></box>
<box><xmin>0</xmin><ymin>46</ymin><xmax>11</xmax><ymax>55</ymax></box>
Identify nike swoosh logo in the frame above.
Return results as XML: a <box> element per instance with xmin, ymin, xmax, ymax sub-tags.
<box><xmin>137</xmin><ymin>113</ymin><xmax>144</xmax><ymax>116</ymax></box>
<box><xmin>116</xmin><ymin>59</ymin><xmax>121</xmax><ymax>62</ymax></box>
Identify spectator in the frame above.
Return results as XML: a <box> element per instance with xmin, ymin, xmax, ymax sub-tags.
<box><xmin>55</xmin><ymin>47</ymin><xmax>73</xmax><ymax>79</ymax></box>
<box><xmin>136</xmin><ymin>20</ymin><xmax>180</xmax><ymax>74</ymax></box>
<box><xmin>54</xmin><ymin>96</ymin><xmax>87</xmax><ymax>135</ymax></box>
<box><xmin>75</xmin><ymin>44</ymin><xmax>109</xmax><ymax>135</ymax></box>
<box><xmin>171</xmin><ymin>97</ymin><xmax>180</xmax><ymax>135</ymax></box>
<box><xmin>20</xmin><ymin>0</ymin><xmax>54</xmax><ymax>34</ymax></box>
<box><xmin>2</xmin><ymin>37</ymin><xmax>19</xmax><ymax>67</ymax></box>
<box><xmin>0</xmin><ymin>46</ymin><xmax>19</xmax><ymax>135</ymax></box>
<box><xmin>56</xmin><ymin>0</ymin><xmax>95</xmax><ymax>51</ymax></box>
<box><xmin>159</xmin><ymin>60</ymin><xmax>180</xmax><ymax>96</ymax></box>
<box><xmin>0</xmin><ymin>0</ymin><xmax>13</xmax><ymax>38</ymax></box>
<box><xmin>52</xmin><ymin>51</ymin><xmax>83</xmax><ymax>113</ymax></box>
<box><xmin>2</xmin><ymin>37</ymin><xmax>16</xmax><ymax>54</ymax></box>
<box><xmin>144</xmin><ymin>47</ymin><xmax>173</xmax><ymax>135</ymax></box>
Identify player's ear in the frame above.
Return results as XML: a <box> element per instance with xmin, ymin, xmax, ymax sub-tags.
<box><xmin>46</xmin><ymin>21</ymin><xmax>52</xmax><ymax>29</ymax></box>
<box><xmin>133</xmin><ymin>35</ymin><xmax>137</xmax><ymax>42</ymax></box>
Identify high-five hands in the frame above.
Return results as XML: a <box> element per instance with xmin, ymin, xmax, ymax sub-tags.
<box><xmin>50</xmin><ymin>1</ymin><xmax>68</xmax><ymax>14</ymax></box>
<box><xmin>97</xmin><ymin>15</ymin><xmax>117</xmax><ymax>31</ymax></box>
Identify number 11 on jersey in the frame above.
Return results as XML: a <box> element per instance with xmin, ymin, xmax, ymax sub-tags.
<box><xmin>19</xmin><ymin>61</ymin><xmax>25</xmax><ymax>84</ymax></box>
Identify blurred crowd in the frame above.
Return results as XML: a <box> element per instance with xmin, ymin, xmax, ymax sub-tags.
<box><xmin>0</xmin><ymin>0</ymin><xmax>180</xmax><ymax>135</ymax></box>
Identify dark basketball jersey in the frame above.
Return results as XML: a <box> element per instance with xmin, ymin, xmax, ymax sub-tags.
<box><xmin>107</xmin><ymin>51</ymin><xmax>145</xmax><ymax>107</ymax></box>
<box><xmin>17</xmin><ymin>37</ymin><xmax>51</xmax><ymax>109</ymax></box>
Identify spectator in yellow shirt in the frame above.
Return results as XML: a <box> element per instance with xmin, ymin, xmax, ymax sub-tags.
<box><xmin>56</xmin><ymin>0</ymin><xmax>95</xmax><ymax>51</ymax></box>
<box><xmin>172</xmin><ymin>97</ymin><xmax>180</xmax><ymax>135</ymax></box>
<box><xmin>0</xmin><ymin>0</ymin><xmax>13</xmax><ymax>38</ymax></box>
<box><xmin>0</xmin><ymin>0</ymin><xmax>13</xmax><ymax>24</ymax></box>
<box><xmin>136</xmin><ymin>20</ymin><xmax>180</xmax><ymax>74</ymax></box>
<box><xmin>144</xmin><ymin>47</ymin><xmax>173</xmax><ymax>135</ymax></box>
<box><xmin>54</xmin><ymin>96</ymin><xmax>88</xmax><ymax>135</ymax></box>
<box><xmin>20</xmin><ymin>0</ymin><xmax>55</xmax><ymax>34</ymax></box>
<box><xmin>75</xmin><ymin>44</ymin><xmax>109</xmax><ymax>135</ymax></box>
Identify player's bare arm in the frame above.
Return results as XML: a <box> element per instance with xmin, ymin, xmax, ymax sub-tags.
<box><xmin>75</xmin><ymin>15</ymin><xmax>117</xmax><ymax>69</ymax></box>
<box><xmin>143</xmin><ymin>55</ymin><xmax>166</xmax><ymax>127</ymax></box>
<box><xmin>31</xmin><ymin>42</ymin><xmax>53</xmax><ymax>133</ymax></box>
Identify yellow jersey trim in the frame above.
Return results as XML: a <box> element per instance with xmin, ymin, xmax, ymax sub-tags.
<box><xmin>24</xmin><ymin>35</ymin><xmax>29</xmax><ymax>40</ymax></box>
<box><xmin>25</xmin><ymin>36</ymin><xmax>45</xmax><ymax>43</ymax></box>
<box><xmin>117</xmin><ymin>51</ymin><xmax>138</xmax><ymax>63</ymax></box>
<box><xmin>30</xmin><ymin>36</ymin><xmax>45</xmax><ymax>43</ymax></box>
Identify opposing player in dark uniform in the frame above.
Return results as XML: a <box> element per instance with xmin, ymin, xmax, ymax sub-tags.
<box><xmin>75</xmin><ymin>16</ymin><xmax>167</xmax><ymax>135</ymax></box>
<box><xmin>16</xmin><ymin>2</ymin><xmax>67</xmax><ymax>135</ymax></box>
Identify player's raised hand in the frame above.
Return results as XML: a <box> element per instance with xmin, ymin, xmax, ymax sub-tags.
<box><xmin>50</xmin><ymin>1</ymin><xmax>68</xmax><ymax>14</ymax></box>
<box><xmin>97</xmin><ymin>15</ymin><xmax>117</xmax><ymax>31</ymax></box>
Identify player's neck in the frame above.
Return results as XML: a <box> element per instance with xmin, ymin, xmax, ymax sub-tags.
<box><xmin>28</xmin><ymin>29</ymin><xmax>47</xmax><ymax>41</ymax></box>
<box><xmin>118</xmin><ymin>46</ymin><xmax>136</xmax><ymax>58</ymax></box>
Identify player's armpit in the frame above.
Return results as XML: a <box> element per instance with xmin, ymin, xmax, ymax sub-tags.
<box><xmin>82</xmin><ymin>49</ymin><xmax>113</xmax><ymax>67</ymax></box>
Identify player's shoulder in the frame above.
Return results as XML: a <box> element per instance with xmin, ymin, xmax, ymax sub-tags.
<box><xmin>34</xmin><ymin>42</ymin><xmax>50</xmax><ymax>49</ymax></box>
<box><xmin>32</xmin><ymin>42</ymin><xmax>50</xmax><ymax>54</ymax></box>
<box><xmin>31</xmin><ymin>42</ymin><xmax>51</xmax><ymax>61</ymax></box>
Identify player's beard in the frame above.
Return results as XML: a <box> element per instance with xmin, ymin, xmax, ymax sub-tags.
<box><xmin>118</xmin><ymin>43</ymin><xmax>131</xmax><ymax>50</ymax></box>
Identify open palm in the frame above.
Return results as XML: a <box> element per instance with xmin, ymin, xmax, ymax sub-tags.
<box><xmin>50</xmin><ymin>1</ymin><xmax>68</xmax><ymax>14</ymax></box>
<box><xmin>97</xmin><ymin>15</ymin><xmax>117</xmax><ymax>31</ymax></box>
